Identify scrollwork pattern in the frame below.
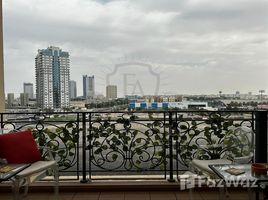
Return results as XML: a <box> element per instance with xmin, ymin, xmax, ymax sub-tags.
<box><xmin>0</xmin><ymin>111</ymin><xmax>254</xmax><ymax>177</ymax></box>
<box><xmin>174</xmin><ymin>112</ymin><xmax>254</xmax><ymax>167</ymax></box>
<box><xmin>88</xmin><ymin>113</ymin><xmax>168</xmax><ymax>172</ymax></box>
<box><xmin>1</xmin><ymin>113</ymin><xmax>79</xmax><ymax>171</ymax></box>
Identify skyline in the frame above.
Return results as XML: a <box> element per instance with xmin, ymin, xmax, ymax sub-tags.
<box><xmin>3</xmin><ymin>0</ymin><xmax>268</xmax><ymax>97</ymax></box>
<box><xmin>6</xmin><ymin>79</ymin><xmax>267</xmax><ymax>99</ymax></box>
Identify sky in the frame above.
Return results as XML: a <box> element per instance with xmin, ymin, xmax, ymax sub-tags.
<box><xmin>3</xmin><ymin>0</ymin><xmax>268</xmax><ymax>97</ymax></box>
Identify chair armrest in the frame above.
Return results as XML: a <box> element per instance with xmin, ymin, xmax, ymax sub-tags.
<box><xmin>232</xmin><ymin>153</ymin><xmax>253</xmax><ymax>164</ymax></box>
<box><xmin>38</xmin><ymin>146</ymin><xmax>55</xmax><ymax>161</ymax></box>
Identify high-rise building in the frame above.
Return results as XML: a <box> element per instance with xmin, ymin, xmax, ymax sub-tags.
<box><xmin>7</xmin><ymin>93</ymin><xmax>14</xmax><ymax>107</ymax></box>
<box><xmin>83</xmin><ymin>75</ymin><xmax>95</xmax><ymax>99</ymax></box>
<box><xmin>23</xmin><ymin>83</ymin><xmax>34</xmax><ymax>99</ymax></box>
<box><xmin>20</xmin><ymin>93</ymin><xmax>29</xmax><ymax>106</ymax></box>
<box><xmin>69</xmin><ymin>80</ymin><xmax>77</xmax><ymax>100</ymax></box>
<box><xmin>106</xmin><ymin>85</ymin><xmax>117</xmax><ymax>99</ymax></box>
<box><xmin>35</xmin><ymin>46</ymin><xmax>70</xmax><ymax>109</ymax></box>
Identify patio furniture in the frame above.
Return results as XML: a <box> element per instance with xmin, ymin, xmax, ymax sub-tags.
<box><xmin>0</xmin><ymin>164</ymin><xmax>30</xmax><ymax>182</ymax></box>
<box><xmin>190</xmin><ymin>126</ymin><xmax>254</xmax><ymax>179</ymax></box>
<box><xmin>209</xmin><ymin>163</ymin><xmax>268</xmax><ymax>200</ymax></box>
<box><xmin>0</xmin><ymin>130</ymin><xmax>59</xmax><ymax>200</ymax></box>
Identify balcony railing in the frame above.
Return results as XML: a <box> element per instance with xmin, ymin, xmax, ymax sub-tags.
<box><xmin>0</xmin><ymin>110</ymin><xmax>267</xmax><ymax>182</ymax></box>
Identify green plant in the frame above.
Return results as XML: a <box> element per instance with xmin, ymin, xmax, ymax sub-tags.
<box><xmin>223</xmin><ymin>127</ymin><xmax>253</xmax><ymax>161</ymax></box>
<box><xmin>177</xmin><ymin>113</ymin><xmax>235</xmax><ymax>165</ymax></box>
<box><xmin>88</xmin><ymin>114</ymin><xmax>167</xmax><ymax>171</ymax></box>
<box><xmin>31</xmin><ymin>122</ymin><xmax>79</xmax><ymax>168</ymax></box>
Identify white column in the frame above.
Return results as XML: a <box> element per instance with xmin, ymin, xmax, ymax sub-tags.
<box><xmin>0</xmin><ymin>0</ymin><xmax>5</xmax><ymax>112</ymax></box>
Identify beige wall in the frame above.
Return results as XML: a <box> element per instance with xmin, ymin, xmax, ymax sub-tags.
<box><xmin>0</xmin><ymin>0</ymin><xmax>5</xmax><ymax>112</ymax></box>
<box><xmin>70</xmin><ymin>100</ymin><xmax>86</xmax><ymax>108</ymax></box>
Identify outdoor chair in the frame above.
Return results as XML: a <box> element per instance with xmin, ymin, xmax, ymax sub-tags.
<box><xmin>190</xmin><ymin>126</ymin><xmax>254</xmax><ymax>199</ymax></box>
<box><xmin>0</xmin><ymin>130</ymin><xmax>59</xmax><ymax>200</ymax></box>
<box><xmin>190</xmin><ymin>126</ymin><xmax>254</xmax><ymax>178</ymax></box>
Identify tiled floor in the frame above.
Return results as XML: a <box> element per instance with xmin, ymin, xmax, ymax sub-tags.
<box><xmin>0</xmin><ymin>179</ymin><xmax>262</xmax><ymax>200</ymax></box>
<box><xmin>0</xmin><ymin>189</ymin><xmax>259</xmax><ymax>200</ymax></box>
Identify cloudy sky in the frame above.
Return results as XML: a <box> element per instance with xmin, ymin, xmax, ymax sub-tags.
<box><xmin>3</xmin><ymin>0</ymin><xmax>268</xmax><ymax>97</ymax></box>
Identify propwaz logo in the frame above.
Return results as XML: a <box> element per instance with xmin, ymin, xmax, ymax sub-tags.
<box><xmin>179</xmin><ymin>177</ymin><xmax>258</xmax><ymax>190</ymax></box>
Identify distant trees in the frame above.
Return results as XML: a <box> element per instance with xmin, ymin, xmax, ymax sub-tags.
<box><xmin>226</xmin><ymin>101</ymin><xmax>263</xmax><ymax>109</ymax></box>
<box><xmin>85</xmin><ymin>98</ymin><xmax>128</xmax><ymax>109</ymax></box>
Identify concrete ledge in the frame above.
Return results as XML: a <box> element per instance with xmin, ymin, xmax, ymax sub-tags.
<box><xmin>0</xmin><ymin>179</ymin><xmax>253</xmax><ymax>193</ymax></box>
<box><xmin>0</xmin><ymin>180</ymin><xmax>182</xmax><ymax>193</ymax></box>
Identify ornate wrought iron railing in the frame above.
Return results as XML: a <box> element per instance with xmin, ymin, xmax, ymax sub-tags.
<box><xmin>0</xmin><ymin>110</ymin><xmax>266</xmax><ymax>182</ymax></box>
<box><xmin>0</xmin><ymin>112</ymin><xmax>81</xmax><ymax>180</ymax></box>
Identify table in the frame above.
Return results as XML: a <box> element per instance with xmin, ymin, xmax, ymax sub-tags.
<box><xmin>0</xmin><ymin>164</ymin><xmax>31</xmax><ymax>182</ymax></box>
<box><xmin>209</xmin><ymin>164</ymin><xmax>268</xmax><ymax>200</ymax></box>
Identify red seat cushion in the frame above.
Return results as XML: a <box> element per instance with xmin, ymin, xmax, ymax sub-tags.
<box><xmin>0</xmin><ymin>130</ymin><xmax>42</xmax><ymax>164</ymax></box>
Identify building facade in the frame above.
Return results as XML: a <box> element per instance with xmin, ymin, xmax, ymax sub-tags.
<box><xmin>69</xmin><ymin>80</ymin><xmax>77</xmax><ymax>100</ymax></box>
<box><xmin>20</xmin><ymin>93</ymin><xmax>29</xmax><ymax>106</ymax></box>
<box><xmin>83</xmin><ymin>75</ymin><xmax>95</xmax><ymax>99</ymax></box>
<box><xmin>106</xmin><ymin>85</ymin><xmax>117</xmax><ymax>99</ymax></box>
<box><xmin>23</xmin><ymin>83</ymin><xmax>34</xmax><ymax>99</ymax></box>
<box><xmin>35</xmin><ymin>46</ymin><xmax>70</xmax><ymax>109</ymax></box>
<box><xmin>7</xmin><ymin>93</ymin><xmax>14</xmax><ymax>107</ymax></box>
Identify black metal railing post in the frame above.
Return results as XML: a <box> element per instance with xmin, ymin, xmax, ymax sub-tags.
<box><xmin>255</xmin><ymin>110</ymin><xmax>268</xmax><ymax>163</ymax></box>
<box><xmin>88</xmin><ymin>112</ymin><xmax>92</xmax><ymax>182</ymax></box>
<box><xmin>0</xmin><ymin>113</ymin><xmax>3</xmax><ymax>133</ymax></box>
<box><xmin>76</xmin><ymin>113</ymin><xmax>80</xmax><ymax>179</ymax></box>
<box><xmin>168</xmin><ymin>111</ymin><xmax>175</xmax><ymax>182</ymax></box>
<box><xmin>80</xmin><ymin>112</ymin><xmax>88</xmax><ymax>183</ymax></box>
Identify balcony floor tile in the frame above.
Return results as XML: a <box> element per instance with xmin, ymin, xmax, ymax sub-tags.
<box><xmin>124</xmin><ymin>192</ymin><xmax>150</xmax><ymax>200</ymax></box>
<box><xmin>73</xmin><ymin>192</ymin><xmax>100</xmax><ymax>200</ymax></box>
<box><xmin>98</xmin><ymin>192</ymin><xmax>125</xmax><ymax>200</ymax></box>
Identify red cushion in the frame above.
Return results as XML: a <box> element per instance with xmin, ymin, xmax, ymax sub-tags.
<box><xmin>0</xmin><ymin>130</ymin><xmax>42</xmax><ymax>164</ymax></box>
